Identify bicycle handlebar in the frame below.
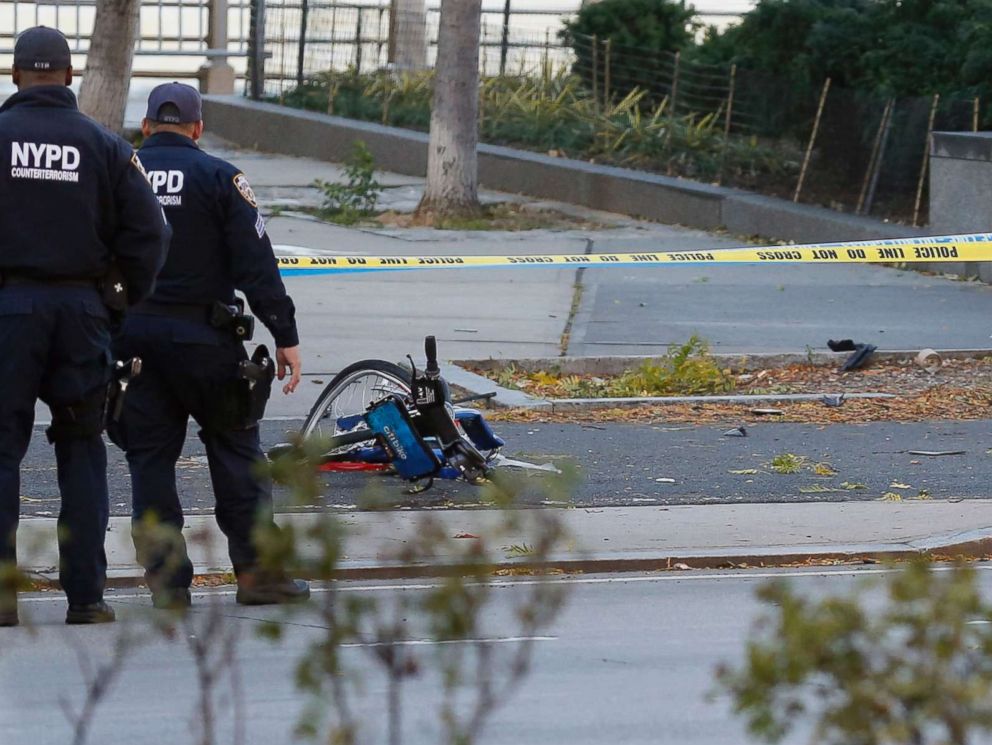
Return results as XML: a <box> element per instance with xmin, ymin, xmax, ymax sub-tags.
<box><xmin>425</xmin><ymin>335</ymin><xmax>439</xmax><ymax>375</ymax></box>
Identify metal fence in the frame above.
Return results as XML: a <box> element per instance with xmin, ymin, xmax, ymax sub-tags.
<box><xmin>0</xmin><ymin>0</ymin><xmax>259</xmax><ymax>76</ymax></box>
<box><xmin>255</xmin><ymin>2</ymin><xmax>578</xmax><ymax>96</ymax></box>
<box><xmin>0</xmin><ymin>0</ymin><xmax>582</xmax><ymax>82</ymax></box>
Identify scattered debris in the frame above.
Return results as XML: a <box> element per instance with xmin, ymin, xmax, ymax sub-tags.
<box><xmin>812</xmin><ymin>462</ymin><xmax>837</xmax><ymax>476</ymax></box>
<box><xmin>827</xmin><ymin>339</ymin><xmax>878</xmax><ymax>371</ymax></box>
<box><xmin>654</xmin><ymin>477</ymin><xmax>676</xmax><ymax>484</ymax></box>
<box><xmin>722</xmin><ymin>426</ymin><xmax>747</xmax><ymax>437</ymax></box>
<box><xmin>915</xmin><ymin>348</ymin><xmax>943</xmax><ymax>374</ymax></box>
<box><xmin>488</xmin><ymin>385</ymin><xmax>992</xmax><ymax>425</ymax></box>
<box><xmin>821</xmin><ymin>393</ymin><xmax>846</xmax><ymax>407</ymax></box>
<box><xmin>770</xmin><ymin>453</ymin><xmax>805</xmax><ymax>474</ymax></box>
<box><xmin>751</xmin><ymin>408</ymin><xmax>784</xmax><ymax>416</ymax></box>
<box><xmin>489</xmin><ymin>454</ymin><xmax>561</xmax><ymax>473</ymax></box>
<box><xmin>453</xmin><ymin>533</ymin><xmax>479</xmax><ymax>539</ymax></box>
<box><xmin>907</xmin><ymin>450</ymin><xmax>966</xmax><ymax>457</ymax></box>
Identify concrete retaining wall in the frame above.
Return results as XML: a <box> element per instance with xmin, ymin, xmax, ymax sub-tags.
<box><xmin>930</xmin><ymin>131</ymin><xmax>992</xmax><ymax>281</ymax></box>
<box><xmin>202</xmin><ymin>95</ymin><xmax>928</xmax><ymax>245</ymax></box>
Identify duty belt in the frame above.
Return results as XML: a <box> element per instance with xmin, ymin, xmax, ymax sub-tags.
<box><xmin>133</xmin><ymin>300</ymin><xmax>255</xmax><ymax>341</ymax></box>
<box><xmin>132</xmin><ymin>300</ymin><xmax>213</xmax><ymax>324</ymax></box>
<box><xmin>1</xmin><ymin>273</ymin><xmax>99</xmax><ymax>289</ymax></box>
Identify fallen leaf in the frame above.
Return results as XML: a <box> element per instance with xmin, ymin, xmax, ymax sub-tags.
<box><xmin>879</xmin><ymin>492</ymin><xmax>903</xmax><ymax>502</ymax></box>
<box><xmin>453</xmin><ymin>533</ymin><xmax>479</xmax><ymax>539</ymax></box>
<box><xmin>889</xmin><ymin>482</ymin><xmax>912</xmax><ymax>490</ymax></box>
<box><xmin>728</xmin><ymin>468</ymin><xmax>759</xmax><ymax>475</ymax></box>
<box><xmin>813</xmin><ymin>462</ymin><xmax>837</xmax><ymax>476</ymax></box>
<box><xmin>841</xmin><ymin>481</ymin><xmax>867</xmax><ymax>490</ymax></box>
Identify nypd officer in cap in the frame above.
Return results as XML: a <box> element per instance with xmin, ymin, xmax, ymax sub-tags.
<box><xmin>0</xmin><ymin>27</ymin><xmax>168</xmax><ymax>625</ymax></box>
<box><xmin>112</xmin><ymin>82</ymin><xmax>309</xmax><ymax>609</ymax></box>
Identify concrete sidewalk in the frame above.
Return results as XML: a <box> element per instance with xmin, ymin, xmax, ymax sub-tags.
<box><xmin>17</xmin><ymin>500</ymin><xmax>992</xmax><ymax>584</ymax></box>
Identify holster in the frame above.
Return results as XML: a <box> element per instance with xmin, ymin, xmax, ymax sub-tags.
<box><xmin>202</xmin><ymin>345</ymin><xmax>275</xmax><ymax>431</ymax></box>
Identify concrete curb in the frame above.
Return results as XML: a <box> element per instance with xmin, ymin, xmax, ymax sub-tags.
<box><xmin>22</xmin><ymin>529</ymin><xmax>992</xmax><ymax>592</ymax></box>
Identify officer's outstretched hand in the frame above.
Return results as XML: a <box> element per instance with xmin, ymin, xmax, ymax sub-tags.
<box><xmin>276</xmin><ymin>346</ymin><xmax>302</xmax><ymax>394</ymax></box>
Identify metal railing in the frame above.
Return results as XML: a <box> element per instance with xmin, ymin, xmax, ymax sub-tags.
<box><xmin>0</xmin><ymin>0</ymin><xmax>586</xmax><ymax>85</ymax></box>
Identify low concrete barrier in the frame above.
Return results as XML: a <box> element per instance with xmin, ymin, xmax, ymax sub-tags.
<box><xmin>202</xmin><ymin>95</ymin><xmax>927</xmax><ymax>245</ymax></box>
<box><xmin>930</xmin><ymin>131</ymin><xmax>992</xmax><ymax>280</ymax></box>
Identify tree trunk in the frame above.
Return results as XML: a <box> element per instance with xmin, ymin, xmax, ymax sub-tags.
<box><xmin>389</xmin><ymin>0</ymin><xmax>428</xmax><ymax>72</ymax></box>
<box><xmin>78</xmin><ymin>0</ymin><xmax>141</xmax><ymax>133</ymax></box>
<box><xmin>414</xmin><ymin>0</ymin><xmax>483</xmax><ymax>221</ymax></box>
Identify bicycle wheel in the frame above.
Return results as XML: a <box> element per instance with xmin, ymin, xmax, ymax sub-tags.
<box><xmin>301</xmin><ymin>360</ymin><xmax>413</xmax><ymax>443</ymax></box>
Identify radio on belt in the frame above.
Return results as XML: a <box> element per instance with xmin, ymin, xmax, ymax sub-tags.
<box><xmin>210</xmin><ymin>298</ymin><xmax>254</xmax><ymax>340</ymax></box>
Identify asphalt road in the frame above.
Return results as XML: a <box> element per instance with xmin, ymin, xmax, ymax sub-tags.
<box><xmin>5</xmin><ymin>566</ymin><xmax>992</xmax><ymax>745</ymax></box>
<box><xmin>15</xmin><ymin>418</ymin><xmax>992</xmax><ymax>516</ymax></box>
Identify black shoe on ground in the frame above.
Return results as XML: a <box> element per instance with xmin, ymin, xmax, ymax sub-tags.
<box><xmin>236</xmin><ymin>577</ymin><xmax>310</xmax><ymax>606</ymax></box>
<box><xmin>152</xmin><ymin>588</ymin><xmax>192</xmax><ymax>611</ymax></box>
<box><xmin>66</xmin><ymin>601</ymin><xmax>116</xmax><ymax>625</ymax></box>
<box><xmin>0</xmin><ymin>610</ymin><xmax>18</xmax><ymax>627</ymax></box>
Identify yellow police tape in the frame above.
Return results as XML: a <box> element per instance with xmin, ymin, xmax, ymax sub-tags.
<box><xmin>276</xmin><ymin>232</ymin><xmax>992</xmax><ymax>275</ymax></box>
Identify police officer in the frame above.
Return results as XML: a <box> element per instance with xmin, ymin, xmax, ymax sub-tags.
<box><xmin>0</xmin><ymin>27</ymin><xmax>169</xmax><ymax>626</ymax></box>
<box><xmin>113</xmin><ymin>82</ymin><xmax>309</xmax><ymax>610</ymax></box>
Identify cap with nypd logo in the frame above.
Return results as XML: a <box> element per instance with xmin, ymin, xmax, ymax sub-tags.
<box><xmin>13</xmin><ymin>26</ymin><xmax>72</xmax><ymax>72</ymax></box>
<box><xmin>146</xmin><ymin>82</ymin><xmax>203</xmax><ymax>124</ymax></box>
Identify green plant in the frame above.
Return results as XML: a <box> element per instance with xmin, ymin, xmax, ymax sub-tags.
<box><xmin>718</xmin><ymin>560</ymin><xmax>992</xmax><ymax>745</ymax></box>
<box><xmin>610</xmin><ymin>335</ymin><xmax>732</xmax><ymax>396</ymax></box>
<box><xmin>769</xmin><ymin>453</ymin><xmax>804</xmax><ymax>474</ymax></box>
<box><xmin>313</xmin><ymin>140</ymin><xmax>383</xmax><ymax>224</ymax></box>
<box><xmin>560</xmin><ymin>0</ymin><xmax>699</xmax><ymax>103</ymax></box>
<box><xmin>280</xmin><ymin>69</ymin><xmax>799</xmax><ymax>197</ymax></box>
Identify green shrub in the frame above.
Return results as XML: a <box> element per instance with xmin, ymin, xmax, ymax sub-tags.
<box><xmin>719</xmin><ymin>560</ymin><xmax>992</xmax><ymax>745</ymax></box>
<box><xmin>279</xmin><ymin>71</ymin><xmax>799</xmax><ymax>199</ymax></box>
<box><xmin>611</xmin><ymin>335</ymin><xmax>732</xmax><ymax>396</ymax></box>
<box><xmin>696</xmin><ymin>0</ymin><xmax>992</xmax><ymax>123</ymax></box>
<box><xmin>560</xmin><ymin>0</ymin><xmax>698</xmax><ymax>103</ymax></box>
<box><xmin>313</xmin><ymin>140</ymin><xmax>382</xmax><ymax>224</ymax></box>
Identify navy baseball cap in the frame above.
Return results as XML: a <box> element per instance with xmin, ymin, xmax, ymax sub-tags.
<box><xmin>13</xmin><ymin>26</ymin><xmax>71</xmax><ymax>71</ymax></box>
<box><xmin>146</xmin><ymin>82</ymin><xmax>202</xmax><ymax>123</ymax></box>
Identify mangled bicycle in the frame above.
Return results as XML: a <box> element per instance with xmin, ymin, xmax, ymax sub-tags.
<box><xmin>269</xmin><ymin>336</ymin><xmax>556</xmax><ymax>492</ymax></box>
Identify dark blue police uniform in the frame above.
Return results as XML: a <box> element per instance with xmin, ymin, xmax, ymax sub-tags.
<box><xmin>113</xmin><ymin>129</ymin><xmax>299</xmax><ymax>596</ymax></box>
<box><xmin>0</xmin><ymin>86</ymin><xmax>167</xmax><ymax>613</ymax></box>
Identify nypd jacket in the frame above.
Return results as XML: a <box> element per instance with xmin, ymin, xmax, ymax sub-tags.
<box><xmin>0</xmin><ymin>86</ymin><xmax>168</xmax><ymax>303</ymax></box>
<box><xmin>138</xmin><ymin>132</ymin><xmax>299</xmax><ymax>348</ymax></box>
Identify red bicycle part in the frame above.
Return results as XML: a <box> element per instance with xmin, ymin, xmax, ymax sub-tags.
<box><xmin>317</xmin><ymin>461</ymin><xmax>390</xmax><ymax>473</ymax></box>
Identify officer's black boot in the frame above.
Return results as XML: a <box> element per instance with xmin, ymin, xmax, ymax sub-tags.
<box><xmin>66</xmin><ymin>600</ymin><xmax>116</xmax><ymax>625</ymax></box>
<box><xmin>235</xmin><ymin>571</ymin><xmax>310</xmax><ymax>606</ymax></box>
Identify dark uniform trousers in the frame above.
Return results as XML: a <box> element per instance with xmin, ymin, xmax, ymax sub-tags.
<box><xmin>113</xmin><ymin>313</ymin><xmax>274</xmax><ymax>589</ymax></box>
<box><xmin>0</xmin><ymin>285</ymin><xmax>111</xmax><ymax>605</ymax></box>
